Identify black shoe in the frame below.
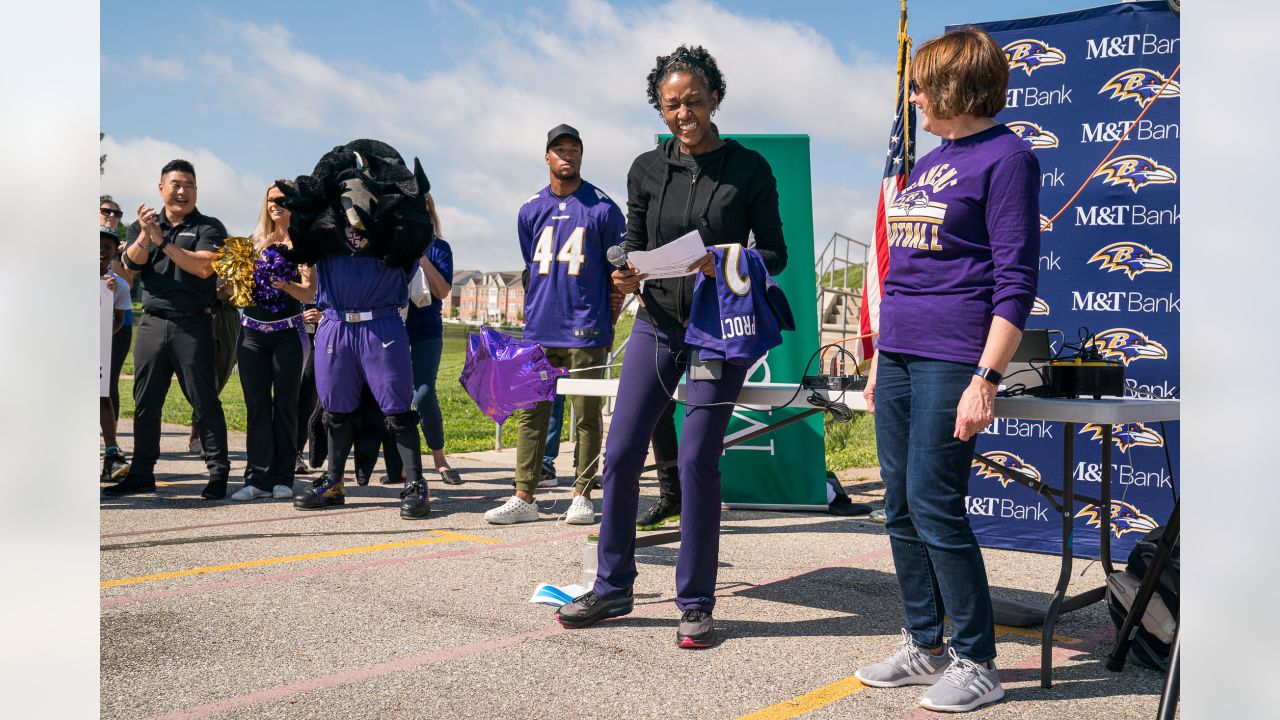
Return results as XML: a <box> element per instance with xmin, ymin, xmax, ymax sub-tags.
<box><xmin>399</xmin><ymin>479</ymin><xmax>431</xmax><ymax>519</ymax></box>
<box><xmin>103</xmin><ymin>474</ymin><xmax>156</xmax><ymax>496</ymax></box>
<box><xmin>294</xmin><ymin>474</ymin><xmax>345</xmax><ymax>510</ymax></box>
<box><xmin>555</xmin><ymin>589</ymin><xmax>634</xmax><ymax>629</ymax></box>
<box><xmin>355</xmin><ymin>467</ymin><xmax>371</xmax><ymax>486</ymax></box>
<box><xmin>676</xmin><ymin>610</ymin><xmax>715</xmax><ymax>649</ymax></box>
<box><xmin>294</xmin><ymin>453</ymin><xmax>310</xmax><ymax>475</ymax></box>
<box><xmin>637</xmin><ymin>495</ymin><xmax>681</xmax><ymax>531</ymax></box>
<box><xmin>201</xmin><ymin>476</ymin><xmax>228</xmax><ymax>500</ymax></box>
<box><xmin>101</xmin><ymin>449</ymin><xmax>130</xmax><ymax>483</ymax></box>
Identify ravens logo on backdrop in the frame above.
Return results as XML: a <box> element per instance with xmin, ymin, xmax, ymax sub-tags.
<box><xmin>1002</xmin><ymin>39</ymin><xmax>1066</xmax><ymax>75</ymax></box>
<box><xmin>1100</xmin><ymin>68</ymin><xmax>1181</xmax><ymax>107</ymax></box>
<box><xmin>1088</xmin><ymin>328</ymin><xmax>1168</xmax><ymax>366</ymax></box>
<box><xmin>1031</xmin><ymin>297</ymin><xmax>1050</xmax><ymax>316</ymax></box>
<box><xmin>1080</xmin><ymin>422</ymin><xmax>1165</xmax><ymax>452</ymax></box>
<box><xmin>1093</xmin><ymin>155</ymin><xmax>1177</xmax><ymax>193</ymax></box>
<box><xmin>972</xmin><ymin>451</ymin><xmax>1041</xmax><ymax>489</ymax></box>
<box><xmin>1007</xmin><ymin>121</ymin><xmax>1060</xmax><ymax>150</ymax></box>
<box><xmin>1076</xmin><ymin>500</ymin><xmax>1158</xmax><ymax>539</ymax></box>
<box><xmin>1089</xmin><ymin>242</ymin><xmax>1173</xmax><ymax>280</ymax></box>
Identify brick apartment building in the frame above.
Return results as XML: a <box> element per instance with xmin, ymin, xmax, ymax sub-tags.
<box><xmin>455</xmin><ymin>270</ymin><xmax>525</xmax><ymax>325</ymax></box>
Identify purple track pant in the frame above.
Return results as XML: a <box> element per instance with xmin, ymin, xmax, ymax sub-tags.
<box><xmin>592</xmin><ymin>318</ymin><xmax>748</xmax><ymax>613</ymax></box>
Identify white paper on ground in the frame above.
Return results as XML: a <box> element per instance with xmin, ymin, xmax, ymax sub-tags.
<box><xmin>528</xmin><ymin>583</ymin><xmax>590</xmax><ymax>607</ymax></box>
<box><xmin>626</xmin><ymin>229</ymin><xmax>707</xmax><ymax>279</ymax></box>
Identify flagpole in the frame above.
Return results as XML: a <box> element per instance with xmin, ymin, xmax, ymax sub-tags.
<box><xmin>899</xmin><ymin>0</ymin><xmax>913</xmax><ymax>179</ymax></box>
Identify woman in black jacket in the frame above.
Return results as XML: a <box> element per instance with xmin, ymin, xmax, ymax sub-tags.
<box><xmin>555</xmin><ymin>45</ymin><xmax>786</xmax><ymax>648</ymax></box>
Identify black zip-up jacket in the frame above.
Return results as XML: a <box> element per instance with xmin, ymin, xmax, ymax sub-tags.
<box><xmin>623</xmin><ymin>137</ymin><xmax>787</xmax><ymax>331</ymax></box>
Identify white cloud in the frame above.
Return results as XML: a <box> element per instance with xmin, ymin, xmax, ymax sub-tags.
<box><xmin>136</xmin><ymin>55</ymin><xmax>187</xmax><ymax>81</ymax></box>
<box><xmin>99</xmin><ymin>135</ymin><xmax>268</xmax><ymax>237</ymax></box>
<box><xmin>110</xmin><ymin>1</ymin><xmax>899</xmax><ymax>270</ymax></box>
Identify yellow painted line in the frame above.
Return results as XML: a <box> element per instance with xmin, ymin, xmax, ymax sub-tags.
<box><xmin>996</xmin><ymin>623</ymin><xmax>1080</xmax><ymax>645</ymax></box>
<box><xmin>737</xmin><ymin>675</ymin><xmax>868</xmax><ymax>720</ymax></box>
<box><xmin>101</xmin><ymin>530</ymin><xmax>498</xmax><ymax>588</ymax></box>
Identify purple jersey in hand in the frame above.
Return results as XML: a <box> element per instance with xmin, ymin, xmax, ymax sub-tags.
<box><xmin>686</xmin><ymin>245</ymin><xmax>793</xmax><ymax>366</ymax></box>
<box><xmin>518</xmin><ymin>180</ymin><xmax>625</xmax><ymax>348</ymax></box>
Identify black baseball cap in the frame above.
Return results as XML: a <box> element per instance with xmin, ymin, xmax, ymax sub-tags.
<box><xmin>99</xmin><ymin>225</ymin><xmax>120</xmax><ymax>241</ymax></box>
<box><xmin>546</xmin><ymin>124</ymin><xmax>582</xmax><ymax>151</ymax></box>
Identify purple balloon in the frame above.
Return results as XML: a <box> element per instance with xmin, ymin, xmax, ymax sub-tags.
<box><xmin>459</xmin><ymin>326</ymin><xmax>567</xmax><ymax>425</ymax></box>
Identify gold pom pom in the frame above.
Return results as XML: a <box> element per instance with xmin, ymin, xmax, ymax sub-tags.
<box><xmin>213</xmin><ymin>236</ymin><xmax>257</xmax><ymax>308</ymax></box>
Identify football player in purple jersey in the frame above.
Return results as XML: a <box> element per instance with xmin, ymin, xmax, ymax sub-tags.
<box><xmin>554</xmin><ymin>45</ymin><xmax>787</xmax><ymax>650</ymax></box>
<box><xmin>485</xmin><ymin>125</ymin><xmax>626</xmax><ymax>526</ymax></box>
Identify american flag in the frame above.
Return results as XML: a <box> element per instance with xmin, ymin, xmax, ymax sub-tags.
<box><xmin>858</xmin><ymin>5</ymin><xmax>915</xmax><ymax>362</ymax></box>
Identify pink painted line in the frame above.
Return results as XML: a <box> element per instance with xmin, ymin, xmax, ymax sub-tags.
<box><xmin>103</xmin><ymin>529</ymin><xmax>590</xmax><ymax>607</ymax></box>
<box><xmin>101</xmin><ymin>507</ymin><xmax>381</xmax><ymax>538</ymax></box>
<box><xmin>139</xmin><ymin>544</ymin><xmax>896</xmax><ymax>720</ymax></box>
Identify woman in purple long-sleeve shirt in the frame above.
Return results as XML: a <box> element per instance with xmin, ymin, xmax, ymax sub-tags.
<box><xmin>854</xmin><ymin>27</ymin><xmax>1040</xmax><ymax>714</ymax></box>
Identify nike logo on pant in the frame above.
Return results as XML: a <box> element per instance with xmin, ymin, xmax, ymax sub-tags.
<box><xmin>381</xmin><ymin>340</ymin><xmax>396</xmax><ymax>348</ymax></box>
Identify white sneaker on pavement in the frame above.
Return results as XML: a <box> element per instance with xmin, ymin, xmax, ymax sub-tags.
<box><xmin>918</xmin><ymin>648</ymin><xmax>1004</xmax><ymax>712</ymax></box>
<box><xmin>272</xmin><ymin>485</ymin><xmax>294</xmax><ymax>499</ymax></box>
<box><xmin>231</xmin><ymin>485</ymin><xmax>272</xmax><ymax>501</ymax></box>
<box><xmin>854</xmin><ymin>629</ymin><xmax>951</xmax><ymax>687</ymax></box>
<box><xmin>564</xmin><ymin>495</ymin><xmax>597</xmax><ymax>525</ymax></box>
<box><xmin>484</xmin><ymin>496</ymin><xmax>540</xmax><ymax>525</ymax></box>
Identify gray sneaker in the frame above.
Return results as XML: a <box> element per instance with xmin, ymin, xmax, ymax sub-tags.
<box><xmin>854</xmin><ymin>629</ymin><xmax>950</xmax><ymax>687</ymax></box>
<box><xmin>918</xmin><ymin>648</ymin><xmax>1004</xmax><ymax>713</ymax></box>
<box><xmin>676</xmin><ymin>610</ymin><xmax>714</xmax><ymax>649</ymax></box>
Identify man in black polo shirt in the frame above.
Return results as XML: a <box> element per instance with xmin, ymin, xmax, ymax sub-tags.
<box><xmin>105</xmin><ymin>159</ymin><xmax>232</xmax><ymax>499</ymax></box>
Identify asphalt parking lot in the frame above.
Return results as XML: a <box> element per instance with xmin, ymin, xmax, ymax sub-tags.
<box><xmin>100</xmin><ymin>421</ymin><xmax>1171</xmax><ymax>720</ymax></box>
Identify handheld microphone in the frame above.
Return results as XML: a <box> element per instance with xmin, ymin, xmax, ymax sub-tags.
<box><xmin>606</xmin><ymin>244</ymin><xmax>628</xmax><ymax>269</ymax></box>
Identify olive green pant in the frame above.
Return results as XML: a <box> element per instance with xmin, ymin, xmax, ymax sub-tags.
<box><xmin>514</xmin><ymin>346</ymin><xmax>606</xmax><ymax>496</ymax></box>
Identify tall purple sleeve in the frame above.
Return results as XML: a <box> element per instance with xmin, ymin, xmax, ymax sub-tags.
<box><xmin>985</xmin><ymin>152</ymin><xmax>1041</xmax><ymax>331</ymax></box>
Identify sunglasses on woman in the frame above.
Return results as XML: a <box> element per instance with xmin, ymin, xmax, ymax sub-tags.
<box><xmin>100</xmin><ymin>207</ymin><xmax>123</xmax><ymax>218</ymax></box>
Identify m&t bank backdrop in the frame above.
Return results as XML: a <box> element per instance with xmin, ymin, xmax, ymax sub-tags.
<box><xmin>958</xmin><ymin>2</ymin><xmax>1180</xmax><ymax>560</ymax></box>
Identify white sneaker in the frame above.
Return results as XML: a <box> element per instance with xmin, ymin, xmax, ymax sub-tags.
<box><xmin>272</xmin><ymin>485</ymin><xmax>294</xmax><ymax>499</ymax></box>
<box><xmin>918</xmin><ymin>648</ymin><xmax>1004</xmax><ymax>712</ymax></box>
<box><xmin>564</xmin><ymin>495</ymin><xmax>597</xmax><ymax>525</ymax></box>
<box><xmin>854</xmin><ymin>630</ymin><xmax>950</xmax><ymax>687</ymax></box>
<box><xmin>231</xmin><ymin>485</ymin><xmax>272</xmax><ymax>501</ymax></box>
<box><xmin>537</xmin><ymin>475</ymin><xmax>559</xmax><ymax>489</ymax></box>
<box><xmin>484</xmin><ymin>496</ymin><xmax>540</xmax><ymax>525</ymax></box>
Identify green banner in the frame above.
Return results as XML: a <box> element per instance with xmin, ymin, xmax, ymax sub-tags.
<box><xmin>667</xmin><ymin>134</ymin><xmax>827</xmax><ymax>507</ymax></box>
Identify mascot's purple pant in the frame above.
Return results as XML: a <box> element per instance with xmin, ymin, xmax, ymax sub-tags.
<box><xmin>314</xmin><ymin>311</ymin><xmax>413</xmax><ymax>415</ymax></box>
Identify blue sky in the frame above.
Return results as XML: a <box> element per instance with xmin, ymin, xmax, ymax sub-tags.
<box><xmin>101</xmin><ymin>0</ymin><xmax>1099</xmax><ymax>270</ymax></box>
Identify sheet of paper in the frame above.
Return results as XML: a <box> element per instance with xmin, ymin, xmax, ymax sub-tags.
<box><xmin>626</xmin><ymin>230</ymin><xmax>707</xmax><ymax>279</ymax></box>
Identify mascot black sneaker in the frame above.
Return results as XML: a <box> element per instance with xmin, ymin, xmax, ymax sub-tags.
<box><xmin>101</xmin><ymin>448</ymin><xmax>130</xmax><ymax>483</ymax></box>
<box><xmin>637</xmin><ymin>495</ymin><xmax>681</xmax><ymax>531</ymax></box>
<box><xmin>399</xmin><ymin>479</ymin><xmax>431</xmax><ymax>519</ymax></box>
<box><xmin>555</xmin><ymin>589</ymin><xmax>633</xmax><ymax>629</ymax></box>
<box><xmin>102</xmin><ymin>473</ymin><xmax>156</xmax><ymax>496</ymax></box>
<box><xmin>295</xmin><ymin>473</ymin><xmax>345</xmax><ymax>510</ymax></box>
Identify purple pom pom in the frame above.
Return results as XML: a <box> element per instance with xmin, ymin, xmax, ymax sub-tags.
<box><xmin>250</xmin><ymin>244</ymin><xmax>300</xmax><ymax>313</ymax></box>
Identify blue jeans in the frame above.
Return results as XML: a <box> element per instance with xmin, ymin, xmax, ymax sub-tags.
<box><xmin>542</xmin><ymin>395</ymin><xmax>565</xmax><ymax>473</ymax></box>
<box><xmin>410</xmin><ymin>337</ymin><xmax>445</xmax><ymax>452</ymax></box>
<box><xmin>874</xmin><ymin>350</ymin><xmax>996</xmax><ymax>663</ymax></box>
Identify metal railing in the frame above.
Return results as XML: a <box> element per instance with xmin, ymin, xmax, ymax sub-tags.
<box><xmin>815</xmin><ymin>232</ymin><xmax>871</xmax><ymax>344</ymax></box>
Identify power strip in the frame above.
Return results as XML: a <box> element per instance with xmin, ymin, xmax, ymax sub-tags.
<box><xmin>801</xmin><ymin>375</ymin><xmax>867</xmax><ymax>392</ymax></box>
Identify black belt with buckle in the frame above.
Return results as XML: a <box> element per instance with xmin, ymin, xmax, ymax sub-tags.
<box><xmin>146</xmin><ymin>307</ymin><xmax>212</xmax><ymax>321</ymax></box>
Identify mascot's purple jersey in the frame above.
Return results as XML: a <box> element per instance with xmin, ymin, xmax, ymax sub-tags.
<box><xmin>518</xmin><ymin>181</ymin><xmax>625</xmax><ymax>348</ymax></box>
<box><xmin>313</xmin><ymin>254</ymin><xmax>413</xmax><ymax>415</ymax></box>
<box><xmin>685</xmin><ymin>245</ymin><xmax>794</xmax><ymax>366</ymax></box>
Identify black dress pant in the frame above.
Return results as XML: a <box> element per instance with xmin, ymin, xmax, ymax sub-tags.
<box><xmin>132</xmin><ymin>313</ymin><xmax>229</xmax><ymax>478</ymax></box>
<box><xmin>297</xmin><ymin>330</ymin><xmax>318</xmax><ymax>457</ymax></box>
<box><xmin>238</xmin><ymin>325</ymin><xmax>306</xmax><ymax>490</ymax></box>
<box><xmin>653</xmin><ymin>399</ymin><xmax>680</xmax><ymax>499</ymax></box>
<box><xmin>109</xmin><ymin>323</ymin><xmax>132</xmax><ymax>419</ymax></box>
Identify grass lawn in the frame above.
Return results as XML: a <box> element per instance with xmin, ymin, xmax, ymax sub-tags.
<box><xmin>116</xmin><ymin>312</ymin><xmax>875</xmax><ymax>468</ymax></box>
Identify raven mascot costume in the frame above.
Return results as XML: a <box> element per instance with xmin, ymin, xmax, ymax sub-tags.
<box><xmin>275</xmin><ymin>139</ymin><xmax>435</xmax><ymax>519</ymax></box>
